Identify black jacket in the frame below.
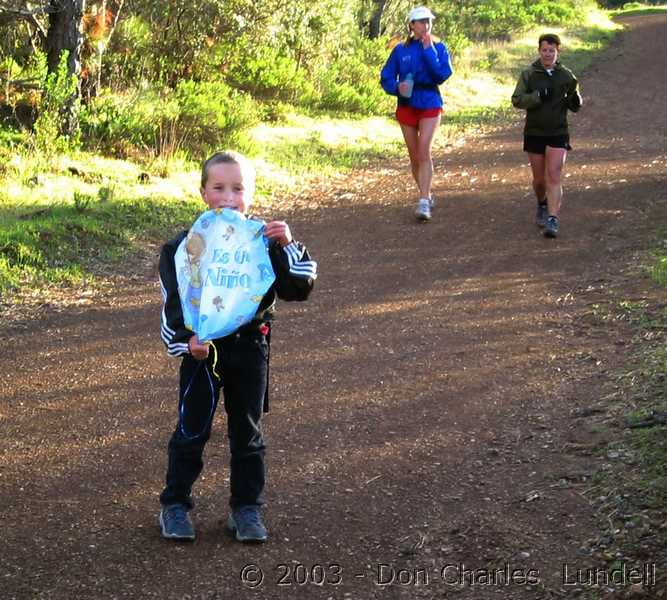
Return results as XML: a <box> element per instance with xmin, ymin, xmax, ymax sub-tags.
<box><xmin>159</xmin><ymin>228</ymin><xmax>316</xmax><ymax>357</ymax></box>
<box><xmin>511</xmin><ymin>59</ymin><xmax>582</xmax><ymax>136</ymax></box>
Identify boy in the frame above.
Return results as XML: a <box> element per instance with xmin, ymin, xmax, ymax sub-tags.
<box><xmin>158</xmin><ymin>150</ymin><xmax>317</xmax><ymax>542</ymax></box>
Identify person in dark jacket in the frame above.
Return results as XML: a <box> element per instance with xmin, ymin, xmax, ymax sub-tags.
<box><xmin>381</xmin><ymin>6</ymin><xmax>453</xmax><ymax>222</ymax></box>
<box><xmin>158</xmin><ymin>150</ymin><xmax>317</xmax><ymax>543</ymax></box>
<box><xmin>512</xmin><ymin>33</ymin><xmax>582</xmax><ymax>238</ymax></box>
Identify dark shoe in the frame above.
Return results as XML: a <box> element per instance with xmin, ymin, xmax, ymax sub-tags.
<box><xmin>159</xmin><ymin>504</ymin><xmax>195</xmax><ymax>541</ymax></box>
<box><xmin>228</xmin><ymin>505</ymin><xmax>268</xmax><ymax>543</ymax></box>
<box><xmin>536</xmin><ymin>202</ymin><xmax>548</xmax><ymax>228</ymax></box>
<box><xmin>544</xmin><ymin>215</ymin><xmax>559</xmax><ymax>238</ymax></box>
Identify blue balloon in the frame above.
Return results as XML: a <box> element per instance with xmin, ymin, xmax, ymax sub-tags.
<box><xmin>175</xmin><ymin>208</ymin><xmax>276</xmax><ymax>341</ymax></box>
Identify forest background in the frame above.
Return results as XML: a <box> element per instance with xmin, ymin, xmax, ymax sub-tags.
<box><xmin>0</xmin><ymin>0</ymin><xmax>665</xmax><ymax>298</ymax></box>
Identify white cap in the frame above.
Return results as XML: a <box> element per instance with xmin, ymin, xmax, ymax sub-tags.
<box><xmin>408</xmin><ymin>6</ymin><xmax>436</xmax><ymax>22</ymax></box>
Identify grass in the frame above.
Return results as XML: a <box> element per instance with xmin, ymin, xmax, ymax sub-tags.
<box><xmin>0</xmin><ymin>4</ymin><xmax>623</xmax><ymax>299</ymax></box>
<box><xmin>649</xmin><ymin>230</ymin><xmax>667</xmax><ymax>286</ymax></box>
<box><xmin>0</xmin><ymin>190</ymin><xmax>202</xmax><ymax>290</ymax></box>
<box><xmin>611</xmin><ymin>3</ymin><xmax>667</xmax><ymax>18</ymax></box>
<box><xmin>628</xmin><ymin>426</ymin><xmax>666</xmax><ymax>506</ymax></box>
<box><xmin>581</xmin><ymin>232</ymin><xmax>667</xmax><ymax>589</ymax></box>
<box><xmin>248</xmin><ymin>114</ymin><xmax>405</xmax><ymax>176</ymax></box>
<box><xmin>608</xmin><ymin>337</ymin><xmax>667</xmax><ymax>504</ymax></box>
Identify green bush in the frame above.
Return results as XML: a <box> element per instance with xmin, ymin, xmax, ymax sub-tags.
<box><xmin>174</xmin><ymin>79</ymin><xmax>260</xmax><ymax>153</ymax></box>
<box><xmin>463</xmin><ymin>0</ymin><xmax>532</xmax><ymax>40</ymax></box>
<box><xmin>318</xmin><ymin>77</ymin><xmax>389</xmax><ymax>114</ymax></box>
<box><xmin>79</xmin><ymin>89</ymin><xmax>178</xmax><ymax>156</ymax></box>
<box><xmin>316</xmin><ymin>36</ymin><xmax>393</xmax><ymax>114</ymax></box>
<box><xmin>33</xmin><ymin>51</ymin><xmax>79</xmax><ymax>155</ymax></box>
<box><xmin>80</xmin><ymin>81</ymin><xmax>259</xmax><ymax>158</ymax></box>
<box><xmin>439</xmin><ymin>26</ymin><xmax>471</xmax><ymax>60</ymax></box>
<box><xmin>456</xmin><ymin>0</ymin><xmax>587</xmax><ymax>40</ymax></box>
<box><xmin>0</xmin><ymin>127</ymin><xmax>25</xmax><ymax>151</ymax></box>
<box><xmin>257</xmin><ymin>100</ymin><xmax>294</xmax><ymax>123</ymax></box>
<box><xmin>527</xmin><ymin>0</ymin><xmax>585</xmax><ymax>26</ymax></box>
<box><xmin>103</xmin><ymin>16</ymin><xmax>158</xmax><ymax>88</ymax></box>
<box><xmin>225</xmin><ymin>45</ymin><xmax>317</xmax><ymax>105</ymax></box>
<box><xmin>0</xmin><ymin>45</ymin><xmax>47</xmax><ymax>111</ymax></box>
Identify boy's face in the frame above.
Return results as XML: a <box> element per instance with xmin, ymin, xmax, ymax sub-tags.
<box><xmin>539</xmin><ymin>41</ymin><xmax>559</xmax><ymax>68</ymax></box>
<box><xmin>200</xmin><ymin>162</ymin><xmax>250</xmax><ymax>214</ymax></box>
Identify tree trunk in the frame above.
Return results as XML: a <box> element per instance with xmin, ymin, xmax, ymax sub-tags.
<box><xmin>97</xmin><ymin>0</ymin><xmax>125</xmax><ymax>93</ymax></box>
<box><xmin>45</xmin><ymin>0</ymin><xmax>85</xmax><ymax>135</ymax></box>
<box><xmin>96</xmin><ymin>0</ymin><xmax>105</xmax><ymax>93</ymax></box>
<box><xmin>368</xmin><ymin>0</ymin><xmax>387</xmax><ymax>39</ymax></box>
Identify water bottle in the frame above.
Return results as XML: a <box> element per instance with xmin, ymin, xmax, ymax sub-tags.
<box><xmin>400</xmin><ymin>72</ymin><xmax>414</xmax><ymax>98</ymax></box>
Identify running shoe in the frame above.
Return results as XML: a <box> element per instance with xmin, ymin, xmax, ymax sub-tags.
<box><xmin>159</xmin><ymin>503</ymin><xmax>195</xmax><ymax>541</ymax></box>
<box><xmin>415</xmin><ymin>198</ymin><xmax>431</xmax><ymax>221</ymax></box>
<box><xmin>544</xmin><ymin>215</ymin><xmax>559</xmax><ymax>238</ymax></box>
<box><xmin>228</xmin><ymin>505</ymin><xmax>268</xmax><ymax>543</ymax></box>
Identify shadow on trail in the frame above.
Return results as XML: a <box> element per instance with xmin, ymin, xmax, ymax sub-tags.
<box><xmin>3</xmin><ymin>15</ymin><xmax>667</xmax><ymax>599</ymax></box>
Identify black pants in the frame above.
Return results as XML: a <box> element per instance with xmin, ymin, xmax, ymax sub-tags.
<box><xmin>159</xmin><ymin>330</ymin><xmax>268</xmax><ymax>510</ymax></box>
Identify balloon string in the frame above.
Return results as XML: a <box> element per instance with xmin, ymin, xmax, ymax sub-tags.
<box><xmin>208</xmin><ymin>341</ymin><xmax>221</xmax><ymax>380</ymax></box>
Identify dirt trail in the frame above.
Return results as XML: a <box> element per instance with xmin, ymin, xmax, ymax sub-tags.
<box><xmin>1</xmin><ymin>15</ymin><xmax>666</xmax><ymax>600</ymax></box>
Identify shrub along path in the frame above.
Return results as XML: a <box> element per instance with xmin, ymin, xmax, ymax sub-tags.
<box><xmin>1</xmin><ymin>14</ymin><xmax>665</xmax><ymax>600</ymax></box>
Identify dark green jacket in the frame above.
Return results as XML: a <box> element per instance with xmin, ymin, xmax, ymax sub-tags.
<box><xmin>511</xmin><ymin>59</ymin><xmax>582</xmax><ymax>136</ymax></box>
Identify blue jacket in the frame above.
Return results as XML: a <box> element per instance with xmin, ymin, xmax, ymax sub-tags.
<box><xmin>380</xmin><ymin>39</ymin><xmax>453</xmax><ymax>110</ymax></box>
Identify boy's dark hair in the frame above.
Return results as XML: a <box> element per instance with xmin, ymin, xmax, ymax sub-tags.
<box><xmin>538</xmin><ymin>33</ymin><xmax>561</xmax><ymax>47</ymax></box>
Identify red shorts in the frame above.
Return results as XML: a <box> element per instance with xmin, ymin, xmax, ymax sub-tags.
<box><xmin>396</xmin><ymin>105</ymin><xmax>442</xmax><ymax>127</ymax></box>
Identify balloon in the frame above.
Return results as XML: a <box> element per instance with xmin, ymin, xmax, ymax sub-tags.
<box><xmin>175</xmin><ymin>208</ymin><xmax>276</xmax><ymax>341</ymax></box>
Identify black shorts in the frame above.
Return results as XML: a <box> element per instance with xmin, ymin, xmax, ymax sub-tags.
<box><xmin>523</xmin><ymin>134</ymin><xmax>572</xmax><ymax>154</ymax></box>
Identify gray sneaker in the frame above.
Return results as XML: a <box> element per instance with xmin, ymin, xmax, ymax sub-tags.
<box><xmin>415</xmin><ymin>198</ymin><xmax>431</xmax><ymax>221</ymax></box>
<box><xmin>159</xmin><ymin>504</ymin><xmax>195</xmax><ymax>541</ymax></box>
<box><xmin>228</xmin><ymin>505</ymin><xmax>268</xmax><ymax>543</ymax></box>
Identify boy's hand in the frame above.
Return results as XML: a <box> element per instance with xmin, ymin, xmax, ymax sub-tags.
<box><xmin>189</xmin><ymin>335</ymin><xmax>210</xmax><ymax>360</ymax></box>
<box><xmin>264</xmin><ymin>220</ymin><xmax>293</xmax><ymax>247</ymax></box>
